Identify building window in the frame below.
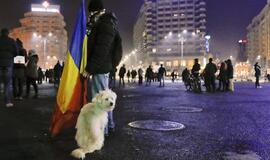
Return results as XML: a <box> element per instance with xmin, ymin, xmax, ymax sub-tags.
<box><xmin>166</xmin><ymin>61</ymin><xmax>172</xmax><ymax>67</ymax></box>
<box><xmin>173</xmin><ymin>60</ymin><xmax>179</xmax><ymax>67</ymax></box>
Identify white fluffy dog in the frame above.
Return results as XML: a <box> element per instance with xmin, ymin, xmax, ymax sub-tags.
<box><xmin>71</xmin><ymin>89</ymin><xmax>117</xmax><ymax>159</ymax></box>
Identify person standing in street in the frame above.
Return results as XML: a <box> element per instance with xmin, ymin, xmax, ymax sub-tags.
<box><xmin>126</xmin><ymin>70</ymin><xmax>130</xmax><ymax>83</ymax></box>
<box><xmin>226</xmin><ymin>59</ymin><xmax>234</xmax><ymax>92</ymax></box>
<box><xmin>0</xmin><ymin>28</ymin><xmax>18</xmax><ymax>107</ymax></box>
<box><xmin>254</xmin><ymin>62</ymin><xmax>262</xmax><ymax>88</ymax></box>
<box><xmin>158</xmin><ymin>64</ymin><xmax>166</xmax><ymax>87</ymax></box>
<box><xmin>53</xmin><ymin>60</ymin><xmax>62</xmax><ymax>87</ymax></box>
<box><xmin>204</xmin><ymin>58</ymin><xmax>218</xmax><ymax>92</ymax></box>
<box><xmin>13</xmin><ymin>39</ymin><xmax>27</xmax><ymax>100</ymax></box>
<box><xmin>145</xmin><ymin>65</ymin><xmax>153</xmax><ymax>86</ymax></box>
<box><xmin>119</xmin><ymin>64</ymin><xmax>126</xmax><ymax>87</ymax></box>
<box><xmin>191</xmin><ymin>58</ymin><xmax>201</xmax><ymax>92</ymax></box>
<box><xmin>131</xmin><ymin>69</ymin><xmax>137</xmax><ymax>83</ymax></box>
<box><xmin>109</xmin><ymin>68</ymin><xmax>117</xmax><ymax>89</ymax></box>
<box><xmin>25</xmin><ymin>50</ymin><xmax>39</xmax><ymax>99</ymax></box>
<box><xmin>217</xmin><ymin>61</ymin><xmax>227</xmax><ymax>92</ymax></box>
<box><xmin>82</xmin><ymin>0</ymin><xmax>123</xmax><ymax>137</ymax></box>
<box><xmin>138</xmin><ymin>68</ymin><xmax>143</xmax><ymax>85</ymax></box>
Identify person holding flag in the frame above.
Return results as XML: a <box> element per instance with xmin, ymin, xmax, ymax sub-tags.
<box><xmin>50</xmin><ymin>0</ymin><xmax>89</xmax><ymax>137</ymax></box>
<box><xmin>50</xmin><ymin>0</ymin><xmax>122</xmax><ymax>138</ymax></box>
<box><xmin>82</xmin><ymin>0</ymin><xmax>123</xmax><ymax>137</ymax></box>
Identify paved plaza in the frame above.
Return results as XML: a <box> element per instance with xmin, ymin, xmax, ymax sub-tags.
<box><xmin>0</xmin><ymin>82</ymin><xmax>270</xmax><ymax>160</ymax></box>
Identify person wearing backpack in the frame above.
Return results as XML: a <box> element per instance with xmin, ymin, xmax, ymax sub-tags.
<box><xmin>82</xmin><ymin>0</ymin><xmax>123</xmax><ymax>137</ymax></box>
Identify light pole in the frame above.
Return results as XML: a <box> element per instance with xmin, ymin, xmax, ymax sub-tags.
<box><xmin>33</xmin><ymin>32</ymin><xmax>54</xmax><ymax>69</ymax></box>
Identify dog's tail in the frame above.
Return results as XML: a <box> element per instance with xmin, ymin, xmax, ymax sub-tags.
<box><xmin>71</xmin><ymin>148</ymin><xmax>86</xmax><ymax>160</ymax></box>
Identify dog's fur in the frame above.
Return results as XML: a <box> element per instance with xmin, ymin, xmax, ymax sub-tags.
<box><xmin>71</xmin><ymin>90</ymin><xmax>117</xmax><ymax>159</ymax></box>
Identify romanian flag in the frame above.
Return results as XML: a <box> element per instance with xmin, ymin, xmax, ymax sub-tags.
<box><xmin>50</xmin><ymin>0</ymin><xmax>88</xmax><ymax>137</ymax></box>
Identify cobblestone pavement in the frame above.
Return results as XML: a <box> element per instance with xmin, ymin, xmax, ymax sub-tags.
<box><xmin>0</xmin><ymin>82</ymin><xmax>270</xmax><ymax>160</ymax></box>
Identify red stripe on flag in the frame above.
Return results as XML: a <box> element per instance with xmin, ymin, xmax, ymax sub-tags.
<box><xmin>50</xmin><ymin>76</ymin><xmax>88</xmax><ymax>137</ymax></box>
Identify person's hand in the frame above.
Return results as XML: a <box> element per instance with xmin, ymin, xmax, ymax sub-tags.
<box><xmin>82</xmin><ymin>71</ymin><xmax>91</xmax><ymax>79</ymax></box>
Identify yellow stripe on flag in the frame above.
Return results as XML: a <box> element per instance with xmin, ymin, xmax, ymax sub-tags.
<box><xmin>57</xmin><ymin>52</ymin><xmax>80</xmax><ymax>113</ymax></box>
<box><xmin>80</xmin><ymin>36</ymin><xmax>88</xmax><ymax>74</ymax></box>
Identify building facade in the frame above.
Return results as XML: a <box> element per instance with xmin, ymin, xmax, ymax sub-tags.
<box><xmin>247</xmin><ymin>0</ymin><xmax>270</xmax><ymax>71</ymax></box>
<box><xmin>133</xmin><ymin>0</ymin><xmax>208</xmax><ymax>70</ymax></box>
<box><xmin>237</xmin><ymin>39</ymin><xmax>248</xmax><ymax>62</ymax></box>
<box><xmin>10</xmin><ymin>1</ymin><xmax>68</xmax><ymax>69</ymax></box>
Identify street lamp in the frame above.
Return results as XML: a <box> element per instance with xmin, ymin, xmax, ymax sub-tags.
<box><xmin>33</xmin><ymin>32</ymin><xmax>56</xmax><ymax>69</ymax></box>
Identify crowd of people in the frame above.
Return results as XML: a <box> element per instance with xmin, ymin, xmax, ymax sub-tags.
<box><xmin>109</xmin><ymin>63</ymin><xmax>169</xmax><ymax>88</ymax></box>
<box><xmin>0</xmin><ymin>28</ymin><xmax>64</xmax><ymax>107</ymax></box>
<box><xmin>182</xmin><ymin>58</ymin><xmax>235</xmax><ymax>93</ymax></box>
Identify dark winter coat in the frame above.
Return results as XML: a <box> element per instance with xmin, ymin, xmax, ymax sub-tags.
<box><xmin>118</xmin><ymin>66</ymin><xmax>126</xmax><ymax>77</ymax></box>
<box><xmin>146</xmin><ymin>67</ymin><xmax>153</xmax><ymax>78</ymax></box>
<box><xmin>219</xmin><ymin>63</ymin><xmax>227</xmax><ymax>80</ymax></box>
<box><xmin>227</xmin><ymin>64</ymin><xmax>234</xmax><ymax>79</ymax></box>
<box><xmin>26</xmin><ymin>55</ymin><xmax>39</xmax><ymax>79</ymax></box>
<box><xmin>0</xmin><ymin>35</ymin><xmax>17</xmax><ymax>67</ymax></box>
<box><xmin>158</xmin><ymin>67</ymin><xmax>166</xmax><ymax>77</ymax></box>
<box><xmin>192</xmin><ymin>63</ymin><xmax>201</xmax><ymax>76</ymax></box>
<box><xmin>86</xmin><ymin>12</ymin><xmax>123</xmax><ymax>75</ymax></box>
<box><xmin>254</xmin><ymin>64</ymin><xmax>261</xmax><ymax>77</ymax></box>
<box><xmin>205</xmin><ymin>62</ymin><xmax>217</xmax><ymax>77</ymax></box>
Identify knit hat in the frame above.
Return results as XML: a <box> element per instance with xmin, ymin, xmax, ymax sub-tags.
<box><xmin>29</xmin><ymin>49</ymin><xmax>37</xmax><ymax>57</ymax></box>
<box><xmin>88</xmin><ymin>0</ymin><xmax>104</xmax><ymax>12</ymax></box>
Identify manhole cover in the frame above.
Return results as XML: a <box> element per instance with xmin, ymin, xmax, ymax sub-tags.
<box><xmin>223</xmin><ymin>151</ymin><xmax>262</xmax><ymax>160</ymax></box>
<box><xmin>162</xmin><ymin>107</ymin><xmax>203</xmax><ymax>113</ymax></box>
<box><xmin>128</xmin><ymin>120</ymin><xmax>185</xmax><ymax>131</ymax></box>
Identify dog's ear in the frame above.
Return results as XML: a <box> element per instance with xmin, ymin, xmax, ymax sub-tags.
<box><xmin>92</xmin><ymin>93</ymin><xmax>102</xmax><ymax>103</ymax></box>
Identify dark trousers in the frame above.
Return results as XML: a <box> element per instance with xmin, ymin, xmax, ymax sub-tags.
<box><xmin>146</xmin><ymin>77</ymin><xmax>151</xmax><ymax>85</ymax></box>
<box><xmin>138</xmin><ymin>76</ymin><xmax>143</xmax><ymax>85</ymax></box>
<box><xmin>26</xmin><ymin>77</ymin><xmax>38</xmax><ymax>96</ymax></box>
<box><xmin>13</xmin><ymin>77</ymin><xmax>24</xmax><ymax>97</ymax></box>
<box><xmin>119</xmin><ymin>77</ymin><xmax>125</xmax><ymax>87</ymax></box>
<box><xmin>255</xmin><ymin>76</ymin><xmax>260</xmax><ymax>88</ymax></box>
<box><xmin>0</xmin><ymin>67</ymin><xmax>13</xmax><ymax>103</ymax></box>
<box><xmin>205</xmin><ymin>76</ymin><xmax>216</xmax><ymax>92</ymax></box>
<box><xmin>218</xmin><ymin>79</ymin><xmax>227</xmax><ymax>91</ymax></box>
<box><xmin>13</xmin><ymin>68</ymin><xmax>25</xmax><ymax>97</ymax></box>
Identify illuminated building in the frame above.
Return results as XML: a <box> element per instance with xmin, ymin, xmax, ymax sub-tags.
<box><xmin>237</xmin><ymin>39</ymin><xmax>248</xmax><ymax>62</ymax></box>
<box><xmin>134</xmin><ymin>0</ymin><xmax>208</xmax><ymax>70</ymax></box>
<box><xmin>10</xmin><ymin>1</ymin><xmax>68</xmax><ymax>69</ymax></box>
<box><xmin>247</xmin><ymin>0</ymin><xmax>270</xmax><ymax>70</ymax></box>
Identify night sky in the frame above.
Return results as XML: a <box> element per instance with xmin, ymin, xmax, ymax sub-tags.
<box><xmin>0</xmin><ymin>0</ymin><xmax>267</xmax><ymax>58</ymax></box>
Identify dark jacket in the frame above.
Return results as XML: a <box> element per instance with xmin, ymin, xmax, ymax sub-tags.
<box><xmin>158</xmin><ymin>67</ymin><xmax>166</xmax><ymax>77</ymax></box>
<box><xmin>118</xmin><ymin>66</ymin><xmax>126</xmax><ymax>77</ymax></box>
<box><xmin>219</xmin><ymin>63</ymin><xmax>227</xmax><ymax>80</ymax></box>
<box><xmin>192</xmin><ymin>63</ymin><xmax>201</xmax><ymax>76</ymax></box>
<box><xmin>254</xmin><ymin>64</ymin><xmax>261</xmax><ymax>77</ymax></box>
<box><xmin>205</xmin><ymin>62</ymin><xmax>217</xmax><ymax>77</ymax></box>
<box><xmin>26</xmin><ymin>55</ymin><xmax>39</xmax><ymax>79</ymax></box>
<box><xmin>227</xmin><ymin>64</ymin><xmax>234</xmax><ymax>79</ymax></box>
<box><xmin>146</xmin><ymin>67</ymin><xmax>153</xmax><ymax>78</ymax></box>
<box><xmin>0</xmin><ymin>35</ymin><xmax>17</xmax><ymax>67</ymax></box>
<box><xmin>86</xmin><ymin>12</ymin><xmax>123</xmax><ymax>75</ymax></box>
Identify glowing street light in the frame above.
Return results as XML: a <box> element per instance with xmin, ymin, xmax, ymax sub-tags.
<box><xmin>205</xmin><ymin>35</ymin><xmax>211</xmax><ymax>40</ymax></box>
<box><xmin>48</xmin><ymin>32</ymin><xmax>53</xmax><ymax>37</ymax></box>
<box><xmin>33</xmin><ymin>32</ymin><xmax>38</xmax><ymax>38</ymax></box>
<box><xmin>183</xmin><ymin>30</ymin><xmax>187</xmax><ymax>34</ymax></box>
